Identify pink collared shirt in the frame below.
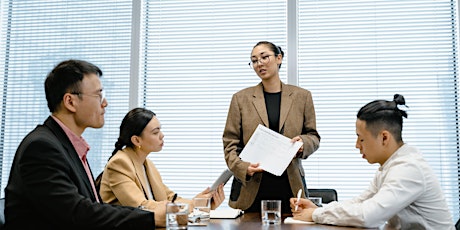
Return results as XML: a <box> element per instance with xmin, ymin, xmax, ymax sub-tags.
<box><xmin>51</xmin><ymin>116</ymin><xmax>100</xmax><ymax>203</ymax></box>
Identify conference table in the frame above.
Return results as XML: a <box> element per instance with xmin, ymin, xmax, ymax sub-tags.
<box><xmin>160</xmin><ymin>212</ymin><xmax>392</xmax><ymax>230</ymax></box>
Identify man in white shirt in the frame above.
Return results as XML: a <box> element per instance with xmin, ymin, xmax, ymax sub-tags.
<box><xmin>290</xmin><ymin>94</ymin><xmax>455</xmax><ymax>230</ymax></box>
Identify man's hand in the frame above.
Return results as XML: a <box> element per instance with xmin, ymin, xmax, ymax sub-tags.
<box><xmin>293</xmin><ymin>207</ymin><xmax>316</xmax><ymax>222</ymax></box>
<box><xmin>289</xmin><ymin>197</ymin><xmax>317</xmax><ymax>222</ymax></box>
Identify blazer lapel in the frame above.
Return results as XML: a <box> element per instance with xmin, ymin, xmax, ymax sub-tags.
<box><xmin>145</xmin><ymin>161</ymin><xmax>168</xmax><ymax>201</ymax></box>
<box><xmin>252</xmin><ymin>83</ymin><xmax>269</xmax><ymax>127</ymax></box>
<box><xmin>279</xmin><ymin>83</ymin><xmax>293</xmax><ymax>133</ymax></box>
<box><xmin>126</xmin><ymin>149</ymin><xmax>151</xmax><ymax>199</ymax></box>
<box><xmin>44</xmin><ymin>117</ymin><xmax>96</xmax><ymax>200</ymax></box>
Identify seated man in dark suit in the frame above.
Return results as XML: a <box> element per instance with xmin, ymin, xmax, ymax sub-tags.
<box><xmin>4</xmin><ymin>59</ymin><xmax>165</xmax><ymax>229</ymax></box>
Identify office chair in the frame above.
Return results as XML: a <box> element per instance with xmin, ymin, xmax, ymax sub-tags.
<box><xmin>307</xmin><ymin>188</ymin><xmax>338</xmax><ymax>204</ymax></box>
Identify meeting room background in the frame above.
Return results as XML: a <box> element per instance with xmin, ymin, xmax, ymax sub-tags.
<box><xmin>0</xmin><ymin>0</ymin><xmax>458</xmax><ymax>221</ymax></box>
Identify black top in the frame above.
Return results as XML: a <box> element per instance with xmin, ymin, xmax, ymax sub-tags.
<box><xmin>246</xmin><ymin>91</ymin><xmax>293</xmax><ymax>214</ymax></box>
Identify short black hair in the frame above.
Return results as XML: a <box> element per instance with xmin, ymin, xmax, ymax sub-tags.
<box><xmin>45</xmin><ymin>59</ymin><xmax>102</xmax><ymax>113</ymax></box>
<box><xmin>357</xmin><ymin>94</ymin><xmax>408</xmax><ymax>142</ymax></box>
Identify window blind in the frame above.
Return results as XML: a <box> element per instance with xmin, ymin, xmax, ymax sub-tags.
<box><xmin>298</xmin><ymin>0</ymin><xmax>459</xmax><ymax>220</ymax></box>
<box><xmin>140</xmin><ymin>0</ymin><xmax>286</xmax><ymax>206</ymax></box>
<box><xmin>0</xmin><ymin>0</ymin><xmax>458</xmax><ymax>221</ymax></box>
<box><xmin>0</xmin><ymin>0</ymin><xmax>134</xmax><ymax>195</ymax></box>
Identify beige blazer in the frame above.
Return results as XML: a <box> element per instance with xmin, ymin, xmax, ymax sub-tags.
<box><xmin>99</xmin><ymin>148</ymin><xmax>191</xmax><ymax>212</ymax></box>
<box><xmin>223</xmin><ymin>82</ymin><xmax>320</xmax><ymax>210</ymax></box>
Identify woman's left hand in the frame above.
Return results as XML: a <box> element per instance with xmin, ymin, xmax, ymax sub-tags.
<box><xmin>291</xmin><ymin>136</ymin><xmax>304</xmax><ymax>155</ymax></box>
<box><xmin>194</xmin><ymin>184</ymin><xmax>225</xmax><ymax>210</ymax></box>
<box><xmin>210</xmin><ymin>183</ymin><xmax>225</xmax><ymax>210</ymax></box>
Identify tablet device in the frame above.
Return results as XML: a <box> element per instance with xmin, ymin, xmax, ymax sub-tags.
<box><xmin>210</xmin><ymin>169</ymin><xmax>233</xmax><ymax>191</ymax></box>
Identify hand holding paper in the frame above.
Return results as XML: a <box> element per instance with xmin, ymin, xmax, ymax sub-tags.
<box><xmin>239</xmin><ymin>125</ymin><xmax>302</xmax><ymax>176</ymax></box>
<box><xmin>247</xmin><ymin>163</ymin><xmax>263</xmax><ymax>176</ymax></box>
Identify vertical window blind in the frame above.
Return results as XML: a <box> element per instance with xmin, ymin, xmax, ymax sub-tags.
<box><xmin>140</xmin><ymin>0</ymin><xmax>287</xmax><ymax>206</ymax></box>
<box><xmin>298</xmin><ymin>0</ymin><xmax>459</xmax><ymax>220</ymax></box>
<box><xmin>0</xmin><ymin>0</ymin><xmax>458</xmax><ymax>220</ymax></box>
<box><xmin>0</xmin><ymin>0</ymin><xmax>134</xmax><ymax>193</ymax></box>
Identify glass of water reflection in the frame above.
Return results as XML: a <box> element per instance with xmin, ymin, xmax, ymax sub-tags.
<box><xmin>261</xmin><ymin>200</ymin><xmax>281</xmax><ymax>225</ymax></box>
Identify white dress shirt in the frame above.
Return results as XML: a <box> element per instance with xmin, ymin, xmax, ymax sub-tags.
<box><xmin>313</xmin><ymin>144</ymin><xmax>454</xmax><ymax>230</ymax></box>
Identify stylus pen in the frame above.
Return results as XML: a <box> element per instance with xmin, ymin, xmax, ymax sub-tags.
<box><xmin>295</xmin><ymin>189</ymin><xmax>302</xmax><ymax>211</ymax></box>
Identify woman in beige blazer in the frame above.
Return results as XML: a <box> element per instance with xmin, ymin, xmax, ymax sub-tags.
<box><xmin>223</xmin><ymin>41</ymin><xmax>321</xmax><ymax>214</ymax></box>
<box><xmin>99</xmin><ymin>108</ymin><xmax>225</xmax><ymax>222</ymax></box>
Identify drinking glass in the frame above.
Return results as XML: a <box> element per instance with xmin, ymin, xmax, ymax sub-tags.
<box><xmin>261</xmin><ymin>200</ymin><xmax>281</xmax><ymax>225</ymax></box>
<box><xmin>166</xmin><ymin>203</ymin><xmax>189</xmax><ymax>230</ymax></box>
<box><xmin>191</xmin><ymin>197</ymin><xmax>211</xmax><ymax>224</ymax></box>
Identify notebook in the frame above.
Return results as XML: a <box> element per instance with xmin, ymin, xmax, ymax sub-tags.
<box><xmin>210</xmin><ymin>208</ymin><xmax>243</xmax><ymax>219</ymax></box>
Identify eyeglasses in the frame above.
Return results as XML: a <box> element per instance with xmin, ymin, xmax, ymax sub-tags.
<box><xmin>248</xmin><ymin>55</ymin><xmax>273</xmax><ymax>69</ymax></box>
<box><xmin>71</xmin><ymin>89</ymin><xmax>106</xmax><ymax>104</ymax></box>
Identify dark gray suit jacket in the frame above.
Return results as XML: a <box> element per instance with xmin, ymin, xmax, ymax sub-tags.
<box><xmin>4</xmin><ymin>116</ymin><xmax>155</xmax><ymax>230</ymax></box>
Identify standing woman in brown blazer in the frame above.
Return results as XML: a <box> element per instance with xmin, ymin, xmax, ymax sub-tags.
<box><xmin>223</xmin><ymin>41</ymin><xmax>321</xmax><ymax>214</ymax></box>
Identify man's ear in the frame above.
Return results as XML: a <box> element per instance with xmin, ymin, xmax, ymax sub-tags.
<box><xmin>381</xmin><ymin>130</ymin><xmax>390</xmax><ymax>146</ymax></box>
<box><xmin>62</xmin><ymin>93</ymin><xmax>77</xmax><ymax>113</ymax></box>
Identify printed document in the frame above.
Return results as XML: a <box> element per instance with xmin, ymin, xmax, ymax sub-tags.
<box><xmin>239</xmin><ymin>124</ymin><xmax>302</xmax><ymax>176</ymax></box>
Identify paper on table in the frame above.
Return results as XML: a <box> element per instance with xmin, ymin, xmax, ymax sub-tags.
<box><xmin>210</xmin><ymin>208</ymin><xmax>243</xmax><ymax>219</ymax></box>
<box><xmin>239</xmin><ymin>124</ymin><xmax>302</xmax><ymax>176</ymax></box>
<box><xmin>284</xmin><ymin>217</ymin><xmax>315</xmax><ymax>224</ymax></box>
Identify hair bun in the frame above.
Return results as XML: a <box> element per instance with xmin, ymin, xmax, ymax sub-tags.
<box><xmin>393</xmin><ymin>94</ymin><xmax>405</xmax><ymax>105</ymax></box>
<box><xmin>393</xmin><ymin>94</ymin><xmax>408</xmax><ymax>118</ymax></box>
<box><xmin>277</xmin><ymin>46</ymin><xmax>284</xmax><ymax>56</ymax></box>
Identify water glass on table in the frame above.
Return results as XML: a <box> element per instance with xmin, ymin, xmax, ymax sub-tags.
<box><xmin>166</xmin><ymin>202</ymin><xmax>189</xmax><ymax>230</ymax></box>
<box><xmin>261</xmin><ymin>200</ymin><xmax>281</xmax><ymax>225</ymax></box>
<box><xmin>191</xmin><ymin>197</ymin><xmax>211</xmax><ymax>224</ymax></box>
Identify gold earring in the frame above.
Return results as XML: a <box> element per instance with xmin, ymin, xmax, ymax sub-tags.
<box><xmin>137</xmin><ymin>145</ymin><xmax>142</xmax><ymax>149</ymax></box>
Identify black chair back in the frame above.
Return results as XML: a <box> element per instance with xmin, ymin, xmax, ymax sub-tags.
<box><xmin>307</xmin><ymin>188</ymin><xmax>338</xmax><ymax>204</ymax></box>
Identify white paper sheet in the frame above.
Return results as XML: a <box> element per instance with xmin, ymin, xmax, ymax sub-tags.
<box><xmin>239</xmin><ymin>124</ymin><xmax>302</xmax><ymax>176</ymax></box>
<box><xmin>284</xmin><ymin>217</ymin><xmax>315</xmax><ymax>224</ymax></box>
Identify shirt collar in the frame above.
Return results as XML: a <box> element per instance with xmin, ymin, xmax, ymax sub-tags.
<box><xmin>379</xmin><ymin>143</ymin><xmax>408</xmax><ymax>171</ymax></box>
<box><xmin>51</xmin><ymin>115</ymin><xmax>90</xmax><ymax>160</ymax></box>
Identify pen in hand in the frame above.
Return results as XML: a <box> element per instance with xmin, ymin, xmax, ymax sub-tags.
<box><xmin>172</xmin><ymin>193</ymin><xmax>178</xmax><ymax>203</ymax></box>
<box><xmin>295</xmin><ymin>189</ymin><xmax>302</xmax><ymax>211</ymax></box>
